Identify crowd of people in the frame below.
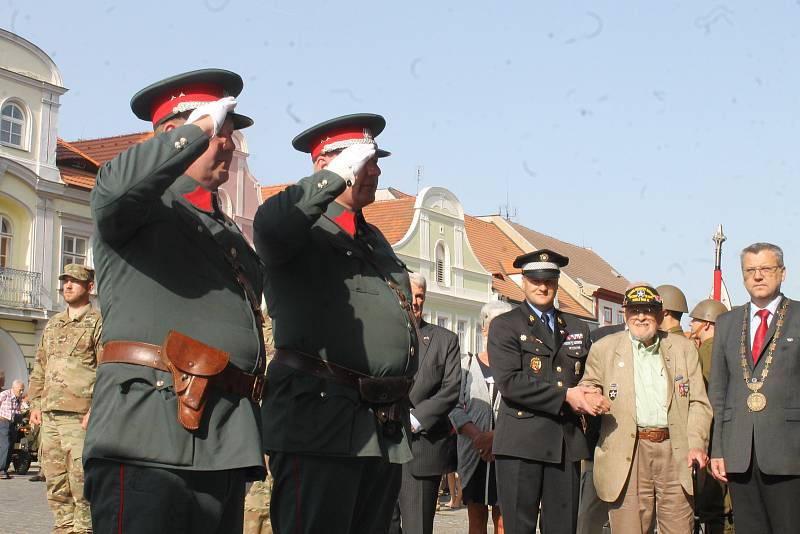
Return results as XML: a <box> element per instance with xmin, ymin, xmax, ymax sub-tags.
<box><xmin>1</xmin><ymin>65</ymin><xmax>797</xmax><ymax>534</ymax></box>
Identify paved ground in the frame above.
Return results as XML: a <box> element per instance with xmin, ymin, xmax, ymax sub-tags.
<box><xmin>0</xmin><ymin>464</ymin><xmax>485</xmax><ymax>533</ymax></box>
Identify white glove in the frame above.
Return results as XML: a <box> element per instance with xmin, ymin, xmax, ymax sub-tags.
<box><xmin>325</xmin><ymin>143</ymin><xmax>376</xmax><ymax>184</ymax></box>
<box><xmin>186</xmin><ymin>96</ymin><xmax>237</xmax><ymax>136</ymax></box>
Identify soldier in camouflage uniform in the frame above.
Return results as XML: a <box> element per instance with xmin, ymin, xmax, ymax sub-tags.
<box><xmin>243</xmin><ymin>312</ymin><xmax>275</xmax><ymax>534</ymax></box>
<box><xmin>29</xmin><ymin>264</ymin><xmax>102</xmax><ymax>534</ymax></box>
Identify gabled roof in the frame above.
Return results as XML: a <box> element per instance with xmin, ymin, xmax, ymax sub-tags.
<box><xmin>464</xmin><ymin>216</ymin><xmax>524</xmax><ymax>276</ymax></box>
<box><xmin>56</xmin><ymin>138</ymin><xmax>100</xmax><ymax>168</ymax></box>
<box><xmin>509</xmin><ymin>222</ymin><xmax>629</xmax><ymax>294</ymax></box>
<box><xmin>69</xmin><ymin>132</ymin><xmax>154</xmax><ymax>165</ymax></box>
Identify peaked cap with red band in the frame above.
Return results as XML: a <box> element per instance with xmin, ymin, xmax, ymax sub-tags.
<box><xmin>130</xmin><ymin>68</ymin><xmax>254</xmax><ymax>129</ymax></box>
<box><xmin>292</xmin><ymin>113</ymin><xmax>391</xmax><ymax>160</ymax></box>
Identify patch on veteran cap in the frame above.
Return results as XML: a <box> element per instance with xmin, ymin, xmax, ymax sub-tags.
<box><xmin>59</xmin><ymin>264</ymin><xmax>94</xmax><ymax>282</ymax></box>
<box><xmin>513</xmin><ymin>249</ymin><xmax>568</xmax><ymax>280</ymax></box>
<box><xmin>292</xmin><ymin>113</ymin><xmax>391</xmax><ymax>160</ymax></box>
<box><xmin>623</xmin><ymin>285</ymin><xmax>663</xmax><ymax>307</ymax></box>
<box><xmin>130</xmin><ymin>68</ymin><xmax>253</xmax><ymax>129</ymax></box>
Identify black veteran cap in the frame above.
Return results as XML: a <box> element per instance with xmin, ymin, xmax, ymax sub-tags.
<box><xmin>623</xmin><ymin>285</ymin><xmax>663</xmax><ymax>308</ymax></box>
<box><xmin>130</xmin><ymin>68</ymin><xmax>253</xmax><ymax>129</ymax></box>
<box><xmin>513</xmin><ymin>249</ymin><xmax>568</xmax><ymax>280</ymax></box>
<box><xmin>292</xmin><ymin>113</ymin><xmax>391</xmax><ymax>160</ymax></box>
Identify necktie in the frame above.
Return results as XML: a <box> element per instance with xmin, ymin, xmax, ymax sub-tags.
<box><xmin>542</xmin><ymin>312</ymin><xmax>552</xmax><ymax>333</ymax></box>
<box><xmin>752</xmin><ymin>309</ymin><xmax>770</xmax><ymax>363</ymax></box>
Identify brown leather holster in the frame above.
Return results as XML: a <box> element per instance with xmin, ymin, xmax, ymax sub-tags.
<box><xmin>161</xmin><ymin>331</ymin><xmax>229</xmax><ymax>431</ymax></box>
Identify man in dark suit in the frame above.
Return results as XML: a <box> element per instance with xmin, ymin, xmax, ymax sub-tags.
<box><xmin>389</xmin><ymin>272</ymin><xmax>461</xmax><ymax>534</ymax></box>
<box><xmin>489</xmin><ymin>249</ymin><xmax>610</xmax><ymax>534</ymax></box>
<box><xmin>709</xmin><ymin>242</ymin><xmax>800</xmax><ymax>534</ymax></box>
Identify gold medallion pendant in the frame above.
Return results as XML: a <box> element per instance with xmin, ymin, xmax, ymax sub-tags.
<box><xmin>747</xmin><ymin>392</ymin><xmax>767</xmax><ymax>412</ymax></box>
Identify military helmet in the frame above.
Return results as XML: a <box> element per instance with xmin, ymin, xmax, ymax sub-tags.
<box><xmin>656</xmin><ymin>284</ymin><xmax>688</xmax><ymax>313</ymax></box>
<box><xmin>689</xmin><ymin>299</ymin><xmax>728</xmax><ymax>323</ymax></box>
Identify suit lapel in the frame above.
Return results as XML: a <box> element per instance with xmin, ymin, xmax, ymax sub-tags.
<box><xmin>520</xmin><ymin>305</ymin><xmax>554</xmax><ymax>351</ymax></box>
<box><xmin>418</xmin><ymin>322</ymin><xmax>434</xmax><ymax>367</ymax></box>
<box><xmin>659</xmin><ymin>333</ymin><xmax>676</xmax><ymax>409</ymax></box>
<box><xmin>614</xmin><ymin>334</ymin><xmax>637</xmax><ymax>424</ymax></box>
<box><xmin>755</xmin><ymin>296</ymin><xmax>788</xmax><ymax>370</ymax></box>
<box><xmin>554</xmin><ymin>311</ymin><xmax>566</xmax><ymax>351</ymax></box>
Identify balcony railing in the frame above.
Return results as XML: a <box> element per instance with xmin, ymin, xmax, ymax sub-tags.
<box><xmin>0</xmin><ymin>267</ymin><xmax>42</xmax><ymax>309</ymax></box>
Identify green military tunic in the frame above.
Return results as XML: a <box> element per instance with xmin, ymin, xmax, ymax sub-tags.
<box><xmin>254</xmin><ymin>170</ymin><xmax>417</xmax><ymax>463</ymax></box>
<box><xmin>698</xmin><ymin>338</ymin><xmax>714</xmax><ymax>384</ymax></box>
<box><xmin>86</xmin><ymin>124</ymin><xmax>265</xmax><ymax>476</ymax></box>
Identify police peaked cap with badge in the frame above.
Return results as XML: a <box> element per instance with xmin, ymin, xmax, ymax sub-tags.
<box><xmin>623</xmin><ymin>285</ymin><xmax>663</xmax><ymax>308</ymax></box>
<box><xmin>292</xmin><ymin>113</ymin><xmax>391</xmax><ymax>160</ymax></box>
<box><xmin>513</xmin><ymin>249</ymin><xmax>569</xmax><ymax>280</ymax></box>
<box><xmin>130</xmin><ymin>68</ymin><xmax>253</xmax><ymax>129</ymax></box>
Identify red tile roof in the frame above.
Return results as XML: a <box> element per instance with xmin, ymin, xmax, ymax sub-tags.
<box><xmin>259</xmin><ymin>184</ymin><xmax>292</xmax><ymax>203</ymax></box>
<box><xmin>509</xmin><ymin>222</ymin><xmax>629</xmax><ymax>294</ymax></box>
<box><xmin>60</xmin><ymin>169</ymin><xmax>97</xmax><ymax>190</ymax></box>
<box><xmin>362</xmin><ymin>197</ymin><xmax>416</xmax><ymax>244</ymax></box>
<box><xmin>56</xmin><ymin>138</ymin><xmax>100</xmax><ymax>168</ymax></box>
<box><xmin>492</xmin><ymin>274</ymin><xmax>525</xmax><ymax>302</ymax></box>
<box><xmin>69</xmin><ymin>132</ymin><xmax>154</xmax><ymax>165</ymax></box>
<box><xmin>464</xmin><ymin>216</ymin><xmax>525</xmax><ymax>276</ymax></box>
<box><xmin>557</xmin><ymin>290</ymin><xmax>594</xmax><ymax>319</ymax></box>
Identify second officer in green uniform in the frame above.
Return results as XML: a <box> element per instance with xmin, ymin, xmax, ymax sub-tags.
<box><xmin>254</xmin><ymin>113</ymin><xmax>417</xmax><ymax>534</ymax></box>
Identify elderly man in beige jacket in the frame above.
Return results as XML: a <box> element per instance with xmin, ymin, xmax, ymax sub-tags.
<box><xmin>580</xmin><ymin>284</ymin><xmax>713</xmax><ymax>534</ymax></box>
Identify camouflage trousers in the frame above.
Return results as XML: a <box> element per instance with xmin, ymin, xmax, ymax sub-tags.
<box><xmin>41</xmin><ymin>411</ymin><xmax>91</xmax><ymax>534</ymax></box>
<box><xmin>244</xmin><ymin>474</ymin><xmax>274</xmax><ymax>534</ymax></box>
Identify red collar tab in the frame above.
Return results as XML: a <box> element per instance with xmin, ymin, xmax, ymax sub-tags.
<box><xmin>183</xmin><ymin>186</ymin><xmax>214</xmax><ymax>212</ymax></box>
<box><xmin>311</xmin><ymin>126</ymin><xmax>374</xmax><ymax>160</ymax></box>
<box><xmin>151</xmin><ymin>83</ymin><xmax>224</xmax><ymax>126</ymax></box>
<box><xmin>333</xmin><ymin>210</ymin><xmax>357</xmax><ymax>237</ymax></box>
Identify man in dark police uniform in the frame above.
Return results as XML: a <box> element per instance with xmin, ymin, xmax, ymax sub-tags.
<box><xmin>489</xmin><ymin>249</ymin><xmax>609</xmax><ymax>534</ymax></box>
<box><xmin>84</xmin><ymin>69</ymin><xmax>266</xmax><ymax>533</ymax></box>
<box><xmin>254</xmin><ymin>113</ymin><xmax>418</xmax><ymax>534</ymax></box>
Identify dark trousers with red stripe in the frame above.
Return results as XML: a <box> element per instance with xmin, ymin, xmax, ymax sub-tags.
<box><xmin>84</xmin><ymin>459</ymin><xmax>247</xmax><ymax>534</ymax></box>
<box><xmin>269</xmin><ymin>452</ymin><xmax>402</xmax><ymax>534</ymax></box>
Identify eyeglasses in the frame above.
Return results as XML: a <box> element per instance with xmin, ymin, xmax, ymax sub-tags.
<box><xmin>743</xmin><ymin>265</ymin><xmax>783</xmax><ymax>278</ymax></box>
<box><xmin>626</xmin><ymin>306</ymin><xmax>659</xmax><ymax>316</ymax></box>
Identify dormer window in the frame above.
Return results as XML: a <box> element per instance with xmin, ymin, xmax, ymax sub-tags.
<box><xmin>1</xmin><ymin>103</ymin><xmax>25</xmax><ymax>148</ymax></box>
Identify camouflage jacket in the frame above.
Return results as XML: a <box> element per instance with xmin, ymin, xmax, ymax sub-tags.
<box><xmin>28</xmin><ymin>304</ymin><xmax>103</xmax><ymax>413</ymax></box>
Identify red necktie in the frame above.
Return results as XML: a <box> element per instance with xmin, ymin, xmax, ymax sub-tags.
<box><xmin>752</xmin><ymin>309</ymin><xmax>770</xmax><ymax>363</ymax></box>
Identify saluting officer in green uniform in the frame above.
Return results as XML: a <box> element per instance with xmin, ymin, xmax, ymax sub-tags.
<box><xmin>254</xmin><ymin>114</ymin><xmax>418</xmax><ymax>534</ymax></box>
<box><xmin>84</xmin><ymin>69</ymin><xmax>266</xmax><ymax>534</ymax></box>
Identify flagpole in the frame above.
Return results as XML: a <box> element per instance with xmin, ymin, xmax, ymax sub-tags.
<box><xmin>712</xmin><ymin>224</ymin><xmax>726</xmax><ymax>301</ymax></box>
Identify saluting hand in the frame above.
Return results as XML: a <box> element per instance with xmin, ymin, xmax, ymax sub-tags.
<box><xmin>325</xmin><ymin>143</ymin><xmax>377</xmax><ymax>184</ymax></box>
<box><xmin>186</xmin><ymin>96</ymin><xmax>238</xmax><ymax>137</ymax></box>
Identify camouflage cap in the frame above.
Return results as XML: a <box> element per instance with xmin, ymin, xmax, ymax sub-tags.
<box><xmin>58</xmin><ymin>263</ymin><xmax>94</xmax><ymax>282</ymax></box>
<box><xmin>623</xmin><ymin>285</ymin><xmax>663</xmax><ymax>308</ymax></box>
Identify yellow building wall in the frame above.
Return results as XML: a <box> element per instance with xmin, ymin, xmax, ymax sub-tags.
<box><xmin>0</xmin><ymin>318</ymin><xmax>38</xmax><ymax>368</ymax></box>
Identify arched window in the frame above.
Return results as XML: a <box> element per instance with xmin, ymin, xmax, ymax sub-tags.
<box><xmin>434</xmin><ymin>241</ymin><xmax>450</xmax><ymax>287</ymax></box>
<box><xmin>1</xmin><ymin>103</ymin><xmax>25</xmax><ymax>148</ymax></box>
<box><xmin>0</xmin><ymin>215</ymin><xmax>12</xmax><ymax>267</ymax></box>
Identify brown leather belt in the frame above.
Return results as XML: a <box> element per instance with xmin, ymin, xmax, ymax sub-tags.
<box><xmin>102</xmin><ymin>340</ymin><xmax>266</xmax><ymax>403</ymax></box>
<box><xmin>273</xmin><ymin>348</ymin><xmax>368</xmax><ymax>389</ymax></box>
<box><xmin>637</xmin><ymin>427</ymin><xmax>670</xmax><ymax>443</ymax></box>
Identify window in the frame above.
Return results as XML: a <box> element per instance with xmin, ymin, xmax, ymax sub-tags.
<box><xmin>457</xmin><ymin>320</ymin><xmax>467</xmax><ymax>352</ymax></box>
<box><xmin>603</xmin><ymin>307</ymin><xmax>612</xmax><ymax>325</ymax></box>
<box><xmin>62</xmin><ymin>234</ymin><xmax>88</xmax><ymax>269</ymax></box>
<box><xmin>474</xmin><ymin>329</ymin><xmax>483</xmax><ymax>355</ymax></box>
<box><xmin>617</xmin><ymin>311</ymin><xmax>625</xmax><ymax>325</ymax></box>
<box><xmin>0</xmin><ymin>216</ymin><xmax>12</xmax><ymax>267</ymax></box>
<box><xmin>1</xmin><ymin>103</ymin><xmax>25</xmax><ymax>148</ymax></box>
<box><xmin>437</xmin><ymin>315</ymin><xmax>451</xmax><ymax>331</ymax></box>
<box><xmin>434</xmin><ymin>241</ymin><xmax>449</xmax><ymax>287</ymax></box>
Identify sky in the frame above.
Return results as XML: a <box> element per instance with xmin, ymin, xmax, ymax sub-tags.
<box><xmin>5</xmin><ymin>1</ymin><xmax>800</xmax><ymax>317</ymax></box>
